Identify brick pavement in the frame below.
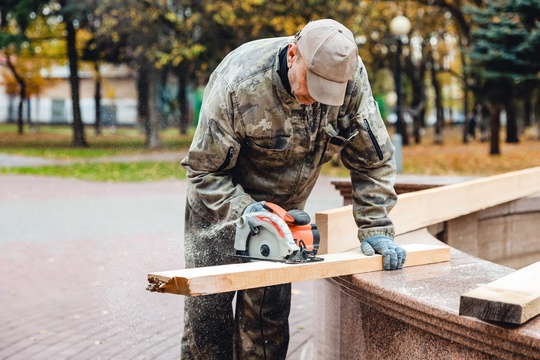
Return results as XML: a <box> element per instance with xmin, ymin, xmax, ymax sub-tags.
<box><xmin>0</xmin><ymin>174</ymin><xmax>343</xmax><ymax>359</ymax></box>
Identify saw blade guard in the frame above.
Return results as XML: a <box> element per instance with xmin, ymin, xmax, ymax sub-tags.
<box><xmin>234</xmin><ymin>211</ymin><xmax>300</xmax><ymax>259</ymax></box>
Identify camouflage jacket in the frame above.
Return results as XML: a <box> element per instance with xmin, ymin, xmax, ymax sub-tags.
<box><xmin>181</xmin><ymin>37</ymin><xmax>397</xmax><ymax>242</ymax></box>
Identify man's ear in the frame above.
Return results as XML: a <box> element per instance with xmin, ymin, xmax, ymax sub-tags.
<box><xmin>286</xmin><ymin>43</ymin><xmax>297</xmax><ymax>68</ymax></box>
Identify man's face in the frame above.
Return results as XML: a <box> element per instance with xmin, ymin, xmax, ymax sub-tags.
<box><xmin>287</xmin><ymin>44</ymin><xmax>316</xmax><ymax>105</ymax></box>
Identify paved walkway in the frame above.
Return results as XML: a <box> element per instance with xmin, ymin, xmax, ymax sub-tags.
<box><xmin>0</xmin><ymin>155</ymin><xmax>343</xmax><ymax>360</ymax></box>
<box><xmin>0</xmin><ymin>152</ymin><xmax>186</xmax><ymax>168</ymax></box>
<box><xmin>0</xmin><ymin>153</ymin><xmax>64</xmax><ymax>167</ymax></box>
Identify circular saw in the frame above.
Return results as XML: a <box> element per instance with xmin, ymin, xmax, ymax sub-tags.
<box><xmin>234</xmin><ymin>202</ymin><xmax>324</xmax><ymax>263</ymax></box>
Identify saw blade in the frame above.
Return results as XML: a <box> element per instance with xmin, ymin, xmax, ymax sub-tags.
<box><xmin>246</xmin><ymin>227</ymin><xmax>285</xmax><ymax>261</ymax></box>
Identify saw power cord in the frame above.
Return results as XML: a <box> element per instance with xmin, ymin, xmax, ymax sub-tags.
<box><xmin>259</xmin><ymin>286</ymin><xmax>268</xmax><ymax>360</ymax></box>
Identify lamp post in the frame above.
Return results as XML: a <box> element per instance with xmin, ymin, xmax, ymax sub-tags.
<box><xmin>390</xmin><ymin>15</ymin><xmax>411</xmax><ymax>147</ymax></box>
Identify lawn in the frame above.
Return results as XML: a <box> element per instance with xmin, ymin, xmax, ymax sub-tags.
<box><xmin>402</xmin><ymin>126</ymin><xmax>540</xmax><ymax>176</ymax></box>
<box><xmin>324</xmin><ymin>125</ymin><xmax>540</xmax><ymax>177</ymax></box>
<box><xmin>0</xmin><ymin>123</ymin><xmax>194</xmax><ymax>158</ymax></box>
<box><xmin>0</xmin><ymin>124</ymin><xmax>190</xmax><ymax>181</ymax></box>
<box><xmin>1</xmin><ymin>161</ymin><xmax>186</xmax><ymax>182</ymax></box>
<box><xmin>1</xmin><ymin>123</ymin><xmax>540</xmax><ymax>181</ymax></box>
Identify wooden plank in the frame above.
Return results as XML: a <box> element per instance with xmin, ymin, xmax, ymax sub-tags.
<box><xmin>459</xmin><ymin>261</ymin><xmax>540</xmax><ymax>324</ymax></box>
<box><xmin>147</xmin><ymin>242</ymin><xmax>450</xmax><ymax>297</ymax></box>
<box><xmin>317</xmin><ymin>166</ymin><xmax>540</xmax><ymax>254</ymax></box>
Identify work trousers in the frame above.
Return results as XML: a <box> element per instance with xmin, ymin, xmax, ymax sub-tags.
<box><xmin>181</xmin><ymin>201</ymin><xmax>291</xmax><ymax>360</ymax></box>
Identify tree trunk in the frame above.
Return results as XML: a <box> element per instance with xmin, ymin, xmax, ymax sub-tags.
<box><xmin>16</xmin><ymin>90</ymin><xmax>24</xmax><ymax>135</ymax></box>
<box><xmin>66</xmin><ymin>18</ymin><xmax>87</xmax><ymax>147</ymax></box>
<box><xmin>523</xmin><ymin>96</ymin><xmax>532</xmax><ymax>130</ymax></box>
<box><xmin>463</xmin><ymin>107</ymin><xmax>470</xmax><ymax>144</ymax></box>
<box><xmin>460</xmin><ymin>42</ymin><xmax>470</xmax><ymax>144</ymax></box>
<box><xmin>505</xmin><ymin>99</ymin><xmax>519</xmax><ymax>143</ymax></box>
<box><xmin>146</xmin><ymin>68</ymin><xmax>161</xmax><ymax>149</ymax></box>
<box><xmin>479</xmin><ymin>103</ymin><xmax>490</xmax><ymax>142</ymax></box>
<box><xmin>431</xmin><ymin>64</ymin><xmax>444</xmax><ymax>144</ymax></box>
<box><xmin>406</xmin><ymin>58</ymin><xmax>425</xmax><ymax>145</ymax></box>
<box><xmin>489</xmin><ymin>102</ymin><xmax>501</xmax><ymax>155</ymax></box>
<box><xmin>6</xmin><ymin>54</ymin><xmax>26</xmax><ymax>135</ymax></box>
<box><xmin>94</xmin><ymin>61</ymin><xmax>102</xmax><ymax>136</ymax></box>
<box><xmin>7</xmin><ymin>96</ymin><xmax>15</xmax><ymax>123</ymax></box>
<box><xmin>178</xmin><ymin>67</ymin><xmax>189</xmax><ymax>135</ymax></box>
<box><xmin>137</xmin><ymin>63</ymin><xmax>150</xmax><ymax>134</ymax></box>
<box><xmin>27</xmin><ymin>98</ymin><xmax>35</xmax><ymax>132</ymax></box>
<box><xmin>461</xmin><ymin>79</ymin><xmax>470</xmax><ymax>144</ymax></box>
<box><xmin>137</xmin><ymin>62</ymin><xmax>161</xmax><ymax>148</ymax></box>
<box><xmin>537</xmin><ymin>88</ymin><xmax>540</xmax><ymax>141</ymax></box>
<box><xmin>393</xmin><ymin>38</ymin><xmax>409</xmax><ymax>146</ymax></box>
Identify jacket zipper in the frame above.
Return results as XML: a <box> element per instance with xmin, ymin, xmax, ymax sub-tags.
<box><xmin>216</xmin><ymin>146</ymin><xmax>234</xmax><ymax>172</ymax></box>
<box><xmin>363</xmin><ymin>119</ymin><xmax>383</xmax><ymax>160</ymax></box>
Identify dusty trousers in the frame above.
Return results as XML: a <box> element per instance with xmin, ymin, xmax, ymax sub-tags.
<box><xmin>181</xmin><ymin>285</ymin><xmax>291</xmax><ymax>360</ymax></box>
<box><xmin>181</xmin><ymin>201</ymin><xmax>291</xmax><ymax>360</ymax></box>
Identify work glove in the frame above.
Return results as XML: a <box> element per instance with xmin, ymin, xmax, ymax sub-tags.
<box><xmin>360</xmin><ymin>235</ymin><xmax>407</xmax><ymax>270</ymax></box>
<box><xmin>243</xmin><ymin>201</ymin><xmax>268</xmax><ymax>214</ymax></box>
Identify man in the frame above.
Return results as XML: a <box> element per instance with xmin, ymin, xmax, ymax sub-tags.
<box><xmin>180</xmin><ymin>18</ymin><xmax>406</xmax><ymax>360</ymax></box>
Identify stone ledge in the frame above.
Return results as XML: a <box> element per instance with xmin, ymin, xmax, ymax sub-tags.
<box><xmin>320</xmin><ymin>174</ymin><xmax>540</xmax><ymax>359</ymax></box>
<box><xmin>315</xmin><ymin>247</ymin><xmax>540</xmax><ymax>359</ymax></box>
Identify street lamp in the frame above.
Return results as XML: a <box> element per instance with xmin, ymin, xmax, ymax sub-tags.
<box><xmin>390</xmin><ymin>15</ymin><xmax>411</xmax><ymax>146</ymax></box>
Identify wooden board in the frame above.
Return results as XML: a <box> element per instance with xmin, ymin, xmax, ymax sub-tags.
<box><xmin>459</xmin><ymin>261</ymin><xmax>540</xmax><ymax>324</ymax></box>
<box><xmin>317</xmin><ymin>166</ymin><xmax>540</xmax><ymax>254</ymax></box>
<box><xmin>147</xmin><ymin>242</ymin><xmax>450</xmax><ymax>297</ymax></box>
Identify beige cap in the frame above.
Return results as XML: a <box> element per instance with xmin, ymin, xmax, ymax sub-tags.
<box><xmin>296</xmin><ymin>19</ymin><xmax>358</xmax><ymax>106</ymax></box>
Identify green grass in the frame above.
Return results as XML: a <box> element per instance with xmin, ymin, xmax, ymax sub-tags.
<box><xmin>0</xmin><ymin>124</ymin><xmax>192</xmax><ymax>182</ymax></box>
<box><xmin>0</xmin><ymin>124</ymin><xmax>194</xmax><ymax>159</ymax></box>
<box><xmin>2</xmin><ymin>122</ymin><xmax>540</xmax><ymax>182</ymax></box>
<box><xmin>0</xmin><ymin>161</ymin><xmax>187</xmax><ymax>182</ymax></box>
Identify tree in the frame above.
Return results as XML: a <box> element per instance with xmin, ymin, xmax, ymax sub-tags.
<box><xmin>49</xmin><ymin>0</ymin><xmax>94</xmax><ymax>147</ymax></box>
<box><xmin>2</xmin><ymin>59</ymin><xmax>52</xmax><ymax>131</ymax></box>
<box><xmin>466</xmin><ymin>0</ymin><xmax>540</xmax><ymax>154</ymax></box>
<box><xmin>81</xmin><ymin>0</ymin><xmax>116</xmax><ymax>136</ymax></box>
<box><xmin>350</xmin><ymin>2</ymin><xmax>459</xmax><ymax>146</ymax></box>
<box><xmin>0</xmin><ymin>0</ymin><xmax>50</xmax><ymax>134</ymax></box>
<box><xmin>415</xmin><ymin>0</ymin><xmax>480</xmax><ymax>143</ymax></box>
<box><xmin>398</xmin><ymin>6</ymin><xmax>460</xmax><ymax>145</ymax></box>
<box><xmin>93</xmin><ymin>0</ymin><xmax>208</xmax><ymax>147</ymax></box>
<box><xmin>4</xmin><ymin>53</ymin><xmax>26</xmax><ymax>134</ymax></box>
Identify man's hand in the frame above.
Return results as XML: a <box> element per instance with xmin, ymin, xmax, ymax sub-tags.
<box><xmin>360</xmin><ymin>236</ymin><xmax>407</xmax><ymax>270</ymax></box>
<box><xmin>243</xmin><ymin>201</ymin><xmax>268</xmax><ymax>214</ymax></box>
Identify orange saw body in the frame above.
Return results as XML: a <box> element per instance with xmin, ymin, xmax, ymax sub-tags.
<box><xmin>234</xmin><ymin>202</ymin><xmax>323</xmax><ymax>263</ymax></box>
